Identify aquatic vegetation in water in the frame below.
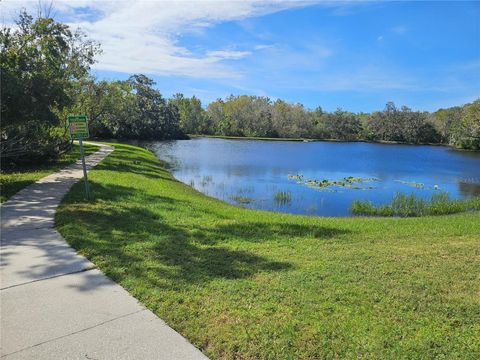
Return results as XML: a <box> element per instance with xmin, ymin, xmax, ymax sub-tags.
<box><xmin>289</xmin><ymin>175</ymin><xmax>379</xmax><ymax>191</ymax></box>
<box><xmin>395</xmin><ymin>180</ymin><xmax>424</xmax><ymax>189</ymax></box>
<box><xmin>236</xmin><ymin>186</ymin><xmax>255</xmax><ymax>194</ymax></box>
<box><xmin>287</xmin><ymin>174</ymin><xmax>304</xmax><ymax>180</ymax></box>
<box><xmin>274</xmin><ymin>191</ymin><xmax>292</xmax><ymax>205</ymax></box>
<box><xmin>351</xmin><ymin>192</ymin><xmax>480</xmax><ymax>217</ymax></box>
<box><xmin>230</xmin><ymin>195</ymin><xmax>254</xmax><ymax>204</ymax></box>
<box><xmin>395</xmin><ymin>180</ymin><xmax>443</xmax><ymax>190</ymax></box>
<box><xmin>305</xmin><ymin>204</ymin><xmax>318</xmax><ymax>214</ymax></box>
<box><xmin>200</xmin><ymin>175</ymin><xmax>213</xmax><ymax>187</ymax></box>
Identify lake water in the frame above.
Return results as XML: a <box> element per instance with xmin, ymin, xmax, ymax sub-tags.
<box><xmin>149</xmin><ymin>137</ymin><xmax>480</xmax><ymax>217</ymax></box>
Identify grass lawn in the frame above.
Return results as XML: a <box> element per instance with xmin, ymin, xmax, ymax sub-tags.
<box><xmin>56</xmin><ymin>143</ymin><xmax>480</xmax><ymax>359</ymax></box>
<box><xmin>0</xmin><ymin>143</ymin><xmax>99</xmax><ymax>203</ymax></box>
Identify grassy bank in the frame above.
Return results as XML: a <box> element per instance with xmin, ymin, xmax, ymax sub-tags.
<box><xmin>56</xmin><ymin>143</ymin><xmax>480</xmax><ymax>359</ymax></box>
<box><xmin>0</xmin><ymin>143</ymin><xmax>99</xmax><ymax>203</ymax></box>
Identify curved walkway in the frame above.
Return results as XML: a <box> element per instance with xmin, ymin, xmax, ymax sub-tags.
<box><xmin>1</xmin><ymin>143</ymin><xmax>208</xmax><ymax>359</ymax></box>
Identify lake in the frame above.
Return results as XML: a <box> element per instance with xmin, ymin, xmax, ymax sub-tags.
<box><xmin>148</xmin><ymin>137</ymin><xmax>480</xmax><ymax>217</ymax></box>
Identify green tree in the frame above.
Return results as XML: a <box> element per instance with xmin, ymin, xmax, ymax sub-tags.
<box><xmin>68</xmin><ymin>75</ymin><xmax>185</xmax><ymax>140</ymax></box>
<box><xmin>450</xmin><ymin>100</ymin><xmax>480</xmax><ymax>150</ymax></box>
<box><xmin>127</xmin><ymin>74</ymin><xmax>184</xmax><ymax>139</ymax></box>
<box><xmin>365</xmin><ymin>102</ymin><xmax>440</xmax><ymax>144</ymax></box>
<box><xmin>220</xmin><ymin>95</ymin><xmax>274</xmax><ymax>137</ymax></box>
<box><xmin>321</xmin><ymin>109</ymin><xmax>362</xmax><ymax>141</ymax></box>
<box><xmin>207</xmin><ymin>99</ymin><xmax>229</xmax><ymax>135</ymax></box>
<box><xmin>272</xmin><ymin>100</ymin><xmax>312</xmax><ymax>138</ymax></box>
<box><xmin>67</xmin><ymin>77</ymin><xmax>138</xmax><ymax>138</ymax></box>
<box><xmin>169</xmin><ymin>94</ymin><xmax>206</xmax><ymax>134</ymax></box>
<box><xmin>1</xmin><ymin>10</ymin><xmax>99</xmax><ymax>162</ymax></box>
<box><xmin>431</xmin><ymin>106</ymin><xmax>462</xmax><ymax>143</ymax></box>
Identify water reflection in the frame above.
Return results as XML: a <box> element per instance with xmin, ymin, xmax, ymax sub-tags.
<box><xmin>458</xmin><ymin>180</ymin><xmax>480</xmax><ymax>197</ymax></box>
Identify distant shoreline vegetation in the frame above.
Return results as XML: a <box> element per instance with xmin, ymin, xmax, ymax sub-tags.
<box><xmin>177</xmin><ymin>97</ymin><xmax>479</xmax><ymax>151</ymax></box>
<box><xmin>2</xmin><ymin>10</ymin><xmax>479</xmax><ymax>166</ymax></box>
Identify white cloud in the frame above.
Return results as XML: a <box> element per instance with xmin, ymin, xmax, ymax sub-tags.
<box><xmin>206</xmin><ymin>50</ymin><xmax>251</xmax><ymax>60</ymax></box>
<box><xmin>1</xmin><ymin>0</ymin><xmax>323</xmax><ymax>78</ymax></box>
<box><xmin>254</xmin><ymin>44</ymin><xmax>275</xmax><ymax>51</ymax></box>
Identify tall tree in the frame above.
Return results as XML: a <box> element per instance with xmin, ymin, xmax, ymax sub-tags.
<box><xmin>67</xmin><ymin>77</ymin><xmax>138</xmax><ymax>138</ymax></box>
<box><xmin>1</xmin><ymin>10</ymin><xmax>99</xmax><ymax>162</ymax></box>
<box><xmin>321</xmin><ymin>109</ymin><xmax>362</xmax><ymax>141</ymax></box>
<box><xmin>450</xmin><ymin>100</ymin><xmax>480</xmax><ymax>150</ymax></box>
<box><xmin>127</xmin><ymin>75</ymin><xmax>184</xmax><ymax>140</ymax></box>
<box><xmin>169</xmin><ymin>94</ymin><xmax>206</xmax><ymax>135</ymax></box>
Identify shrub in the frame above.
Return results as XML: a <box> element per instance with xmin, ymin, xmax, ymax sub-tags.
<box><xmin>351</xmin><ymin>192</ymin><xmax>480</xmax><ymax>217</ymax></box>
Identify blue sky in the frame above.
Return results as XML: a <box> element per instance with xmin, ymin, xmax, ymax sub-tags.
<box><xmin>3</xmin><ymin>1</ymin><xmax>480</xmax><ymax>112</ymax></box>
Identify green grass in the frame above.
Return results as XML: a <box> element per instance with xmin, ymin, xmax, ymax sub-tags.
<box><xmin>56</xmin><ymin>143</ymin><xmax>480</xmax><ymax>359</ymax></box>
<box><xmin>0</xmin><ymin>143</ymin><xmax>99</xmax><ymax>202</ymax></box>
<box><xmin>352</xmin><ymin>192</ymin><xmax>480</xmax><ymax>217</ymax></box>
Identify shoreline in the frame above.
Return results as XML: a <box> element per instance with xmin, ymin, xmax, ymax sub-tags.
<box><xmin>92</xmin><ymin>135</ymin><xmax>479</xmax><ymax>152</ymax></box>
<box><xmin>188</xmin><ymin>134</ymin><xmax>462</xmax><ymax>149</ymax></box>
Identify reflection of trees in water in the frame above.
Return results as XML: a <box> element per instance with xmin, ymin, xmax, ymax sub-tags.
<box><xmin>458</xmin><ymin>181</ymin><xmax>480</xmax><ymax>197</ymax></box>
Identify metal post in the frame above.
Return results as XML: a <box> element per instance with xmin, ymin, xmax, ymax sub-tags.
<box><xmin>79</xmin><ymin>138</ymin><xmax>91</xmax><ymax>200</ymax></box>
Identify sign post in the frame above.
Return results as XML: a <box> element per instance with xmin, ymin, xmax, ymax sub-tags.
<box><xmin>67</xmin><ymin>115</ymin><xmax>91</xmax><ymax>200</ymax></box>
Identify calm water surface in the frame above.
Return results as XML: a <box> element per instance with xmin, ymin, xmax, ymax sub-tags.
<box><xmin>149</xmin><ymin>138</ymin><xmax>480</xmax><ymax>217</ymax></box>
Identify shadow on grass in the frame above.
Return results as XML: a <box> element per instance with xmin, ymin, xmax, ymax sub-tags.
<box><xmin>56</xmin><ymin>181</ymin><xmax>351</xmax><ymax>292</ymax></box>
<box><xmin>63</xmin><ymin>181</ymin><xmax>185</xmax><ymax>206</ymax></box>
<box><xmin>0</xmin><ymin>180</ymin><xmax>36</xmax><ymax>202</ymax></box>
<box><xmin>58</xmin><ymin>204</ymin><xmax>293</xmax><ymax>289</ymax></box>
<box><xmin>94</xmin><ymin>155</ymin><xmax>175</xmax><ymax>182</ymax></box>
<box><xmin>192</xmin><ymin>222</ymin><xmax>349</xmax><ymax>245</ymax></box>
<box><xmin>0</xmin><ymin>144</ymin><xmax>100</xmax><ymax>203</ymax></box>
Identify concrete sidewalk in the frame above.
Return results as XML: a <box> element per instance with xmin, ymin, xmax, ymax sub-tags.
<box><xmin>1</xmin><ymin>143</ymin><xmax>208</xmax><ymax>359</ymax></box>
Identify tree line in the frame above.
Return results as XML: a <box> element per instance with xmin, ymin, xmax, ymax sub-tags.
<box><xmin>2</xmin><ymin>11</ymin><xmax>479</xmax><ymax>164</ymax></box>
<box><xmin>178</xmin><ymin>95</ymin><xmax>479</xmax><ymax>149</ymax></box>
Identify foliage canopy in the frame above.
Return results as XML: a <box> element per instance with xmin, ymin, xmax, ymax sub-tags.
<box><xmin>1</xmin><ymin>11</ymin><xmax>99</xmax><ymax>162</ymax></box>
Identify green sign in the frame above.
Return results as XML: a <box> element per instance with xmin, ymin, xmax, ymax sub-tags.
<box><xmin>67</xmin><ymin>115</ymin><xmax>89</xmax><ymax>140</ymax></box>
